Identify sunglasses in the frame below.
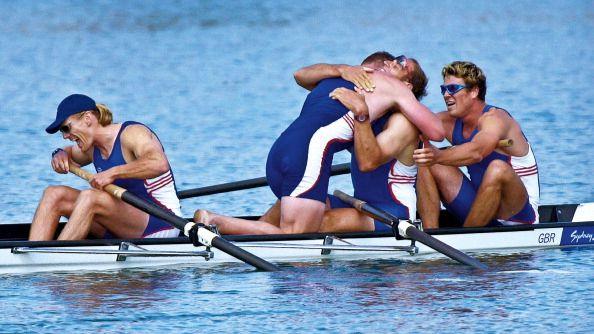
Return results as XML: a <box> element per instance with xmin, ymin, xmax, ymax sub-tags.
<box><xmin>59</xmin><ymin>122</ymin><xmax>73</xmax><ymax>134</ymax></box>
<box><xmin>440</xmin><ymin>84</ymin><xmax>468</xmax><ymax>95</ymax></box>
<box><xmin>395</xmin><ymin>55</ymin><xmax>407</xmax><ymax>68</ymax></box>
<box><xmin>59</xmin><ymin>112</ymin><xmax>88</xmax><ymax>134</ymax></box>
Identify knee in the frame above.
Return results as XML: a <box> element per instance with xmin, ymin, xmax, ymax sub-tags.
<box><xmin>426</xmin><ymin>164</ymin><xmax>455</xmax><ymax>186</ymax></box>
<box><xmin>42</xmin><ymin>186</ymin><xmax>69</xmax><ymax>204</ymax></box>
<box><xmin>76</xmin><ymin>189</ymin><xmax>103</xmax><ymax>208</ymax></box>
<box><xmin>484</xmin><ymin>160</ymin><xmax>513</xmax><ymax>183</ymax></box>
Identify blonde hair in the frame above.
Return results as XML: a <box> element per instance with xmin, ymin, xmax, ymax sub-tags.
<box><xmin>442</xmin><ymin>61</ymin><xmax>487</xmax><ymax>100</ymax></box>
<box><xmin>93</xmin><ymin>103</ymin><xmax>113</xmax><ymax>126</ymax></box>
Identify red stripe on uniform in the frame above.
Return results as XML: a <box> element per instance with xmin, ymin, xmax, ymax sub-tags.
<box><xmin>146</xmin><ymin>175</ymin><xmax>173</xmax><ymax>190</ymax></box>
<box><xmin>513</xmin><ymin>165</ymin><xmax>537</xmax><ymax>172</ymax></box>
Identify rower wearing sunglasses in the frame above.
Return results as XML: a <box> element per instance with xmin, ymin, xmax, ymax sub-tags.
<box><xmin>414</xmin><ymin>61</ymin><xmax>540</xmax><ymax>228</ymax></box>
<box><xmin>293</xmin><ymin>52</ymin><xmax>445</xmax><ymax>233</ymax></box>
<box><xmin>194</xmin><ymin>52</ymin><xmax>444</xmax><ymax>235</ymax></box>
<box><xmin>29</xmin><ymin>94</ymin><xmax>181</xmax><ymax>241</ymax></box>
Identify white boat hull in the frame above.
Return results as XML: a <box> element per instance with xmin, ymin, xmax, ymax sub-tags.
<box><xmin>2</xmin><ymin>222</ymin><xmax>592</xmax><ymax>274</ymax></box>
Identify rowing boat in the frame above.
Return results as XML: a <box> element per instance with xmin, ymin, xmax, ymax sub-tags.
<box><xmin>1</xmin><ymin>202</ymin><xmax>593</xmax><ymax>274</ymax></box>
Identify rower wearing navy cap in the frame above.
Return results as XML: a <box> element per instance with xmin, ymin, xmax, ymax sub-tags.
<box><xmin>29</xmin><ymin>94</ymin><xmax>181</xmax><ymax>240</ymax></box>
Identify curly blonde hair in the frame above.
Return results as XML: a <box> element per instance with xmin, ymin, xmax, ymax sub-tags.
<box><xmin>442</xmin><ymin>61</ymin><xmax>487</xmax><ymax>100</ymax></box>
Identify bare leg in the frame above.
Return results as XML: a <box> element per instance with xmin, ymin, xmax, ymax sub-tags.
<box><xmin>195</xmin><ymin>208</ymin><xmax>283</xmax><ymax>235</ymax></box>
<box><xmin>195</xmin><ymin>196</ymin><xmax>325</xmax><ymax>235</ymax></box>
<box><xmin>279</xmin><ymin>197</ymin><xmax>326</xmax><ymax>233</ymax></box>
<box><xmin>319</xmin><ymin>208</ymin><xmax>374</xmax><ymax>233</ymax></box>
<box><xmin>417</xmin><ymin>165</ymin><xmax>463</xmax><ymax>229</ymax></box>
<box><xmin>58</xmin><ymin>189</ymin><xmax>149</xmax><ymax>240</ymax></box>
<box><xmin>464</xmin><ymin>160</ymin><xmax>528</xmax><ymax>227</ymax></box>
<box><xmin>29</xmin><ymin>186</ymin><xmax>80</xmax><ymax>241</ymax></box>
<box><xmin>259</xmin><ymin>200</ymin><xmax>281</xmax><ymax>226</ymax></box>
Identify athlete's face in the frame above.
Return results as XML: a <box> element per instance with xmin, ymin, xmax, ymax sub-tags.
<box><xmin>381</xmin><ymin>56</ymin><xmax>413</xmax><ymax>83</ymax></box>
<box><xmin>442</xmin><ymin>75</ymin><xmax>475</xmax><ymax>117</ymax></box>
<box><xmin>60</xmin><ymin>112</ymin><xmax>92</xmax><ymax>151</ymax></box>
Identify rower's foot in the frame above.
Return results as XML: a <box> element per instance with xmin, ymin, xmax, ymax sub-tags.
<box><xmin>194</xmin><ymin>209</ymin><xmax>212</xmax><ymax>225</ymax></box>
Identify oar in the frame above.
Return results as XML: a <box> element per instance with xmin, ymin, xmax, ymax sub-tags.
<box><xmin>178</xmin><ymin>162</ymin><xmax>352</xmax><ymax>199</ymax></box>
<box><xmin>333</xmin><ymin>190</ymin><xmax>488</xmax><ymax>270</ymax></box>
<box><xmin>178</xmin><ymin>140</ymin><xmax>512</xmax><ymax>200</ymax></box>
<box><xmin>439</xmin><ymin>139</ymin><xmax>513</xmax><ymax>150</ymax></box>
<box><xmin>69</xmin><ymin>165</ymin><xmax>280</xmax><ymax>272</ymax></box>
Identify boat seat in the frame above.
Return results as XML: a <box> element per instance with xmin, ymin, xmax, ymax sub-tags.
<box><xmin>538</xmin><ymin>204</ymin><xmax>578</xmax><ymax>223</ymax></box>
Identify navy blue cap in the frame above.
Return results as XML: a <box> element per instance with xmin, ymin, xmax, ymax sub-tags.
<box><xmin>46</xmin><ymin>94</ymin><xmax>96</xmax><ymax>134</ymax></box>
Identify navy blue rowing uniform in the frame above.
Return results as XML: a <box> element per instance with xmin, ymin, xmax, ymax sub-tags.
<box><xmin>93</xmin><ymin>121</ymin><xmax>181</xmax><ymax>238</ymax></box>
<box><xmin>445</xmin><ymin>105</ymin><xmax>540</xmax><ymax>226</ymax></box>
<box><xmin>328</xmin><ymin>114</ymin><xmax>417</xmax><ymax>232</ymax></box>
<box><xmin>266</xmin><ymin>78</ymin><xmax>355</xmax><ymax>203</ymax></box>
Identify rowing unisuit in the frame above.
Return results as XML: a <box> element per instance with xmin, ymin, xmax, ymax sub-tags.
<box><xmin>93</xmin><ymin>121</ymin><xmax>181</xmax><ymax>237</ymax></box>
<box><xmin>328</xmin><ymin>114</ymin><xmax>417</xmax><ymax>231</ymax></box>
<box><xmin>266</xmin><ymin>78</ymin><xmax>355</xmax><ymax>202</ymax></box>
<box><xmin>448</xmin><ymin>104</ymin><xmax>540</xmax><ymax>225</ymax></box>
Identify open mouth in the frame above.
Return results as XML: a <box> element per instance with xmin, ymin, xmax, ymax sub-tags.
<box><xmin>71</xmin><ymin>136</ymin><xmax>82</xmax><ymax>148</ymax></box>
<box><xmin>446</xmin><ymin>100</ymin><xmax>456</xmax><ymax>107</ymax></box>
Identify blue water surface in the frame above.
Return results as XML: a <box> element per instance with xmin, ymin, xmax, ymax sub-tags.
<box><xmin>0</xmin><ymin>0</ymin><xmax>593</xmax><ymax>332</ymax></box>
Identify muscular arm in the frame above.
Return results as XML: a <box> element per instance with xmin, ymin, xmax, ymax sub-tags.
<box><xmin>294</xmin><ymin>64</ymin><xmax>343</xmax><ymax>90</ymax></box>
<box><xmin>65</xmin><ymin>145</ymin><xmax>92</xmax><ymax>166</ymax></box>
<box><xmin>111</xmin><ymin>125</ymin><xmax>170</xmax><ymax>179</ymax></box>
<box><xmin>434</xmin><ymin>112</ymin><xmax>507</xmax><ymax>166</ymax></box>
<box><xmin>51</xmin><ymin>143</ymin><xmax>92</xmax><ymax>174</ymax></box>
<box><xmin>355</xmin><ymin>113</ymin><xmax>418</xmax><ymax>172</ymax></box>
<box><xmin>88</xmin><ymin>125</ymin><xmax>169</xmax><ymax>190</ymax></box>
<box><xmin>294</xmin><ymin>64</ymin><xmax>374</xmax><ymax>91</ymax></box>
<box><xmin>384</xmin><ymin>78</ymin><xmax>445</xmax><ymax>141</ymax></box>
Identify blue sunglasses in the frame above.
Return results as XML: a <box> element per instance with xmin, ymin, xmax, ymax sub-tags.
<box><xmin>395</xmin><ymin>55</ymin><xmax>407</xmax><ymax>67</ymax></box>
<box><xmin>440</xmin><ymin>84</ymin><xmax>468</xmax><ymax>95</ymax></box>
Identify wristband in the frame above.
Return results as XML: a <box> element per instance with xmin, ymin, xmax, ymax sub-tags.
<box><xmin>355</xmin><ymin>114</ymin><xmax>369</xmax><ymax>122</ymax></box>
<box><xmin>52</xmin><ymin>148</ymin><xmax>65</xmax><ymax>158</ymax></box>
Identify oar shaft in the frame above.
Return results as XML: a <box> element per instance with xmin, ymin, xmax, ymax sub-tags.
<box><xmin>333</xmin><ymin>190</ymin><xmax>488</xmax><ymax>270</ymax></box>
<box><xmin>178</xmin><ymin>162</ymin><xmax>352</xmax><ymax>199</ymax></box>
<box><xmin>69</xmin><ymin>166</ymin><xmax>280</xmax><ymax>271</ymax></box>
<box><xmin>397</xmin><ymin>220</ymin><xmax>488</xmax><ymax>270</ymax></box>
<box><xmin>439</xmin><ymin>139</ymin><xmax>513</xmax><ymax>151</ymax></box>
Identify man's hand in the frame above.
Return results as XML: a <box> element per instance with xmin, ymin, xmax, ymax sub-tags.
<box><xmin>329</xmin><ymin>87</ymin><xmax>369</xmax><ymax>118</ymax></box>
<box><xmin>338</xmin><ymin>65</ymin><xmax>375</xmax><ymax>92</ymax></box>
<box><xmin>51</xmin><ymin>149</ymin><xmax>70</xmax><ymax>174</ymax></box>
<box><xmin>413</xmin><ymin>137</ymin><xmax>441</xmax><ymax>167</ymax></box>
<box><xmin>89</xmin><ymin>169</ymin><xmax>116</xmax><ymax>189</ymax></box>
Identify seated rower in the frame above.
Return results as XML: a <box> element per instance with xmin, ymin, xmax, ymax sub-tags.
<box><xmin>292</xmin><ymin>52</ymin><xmax>444</xmax><ymax>233</ymax></box>
<box><xmin>195</xmin><ymin>52</ymin><xmax>443</xmax><ymax>235</ymax></box>
<box><xmin>29</xmin><ymin>94</ymin><xmax>181</xmax><ymax>240</ymax></box>
<box><xmin>413</xmin><ymin>61</ymin><xmax>540</xmax><ymax>228</ymax></box>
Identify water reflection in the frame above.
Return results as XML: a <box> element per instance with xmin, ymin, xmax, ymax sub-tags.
<box><xmin>34</xmin><ymin>269</ymin><xmax>185</xmax><ymax>312</ymax></box>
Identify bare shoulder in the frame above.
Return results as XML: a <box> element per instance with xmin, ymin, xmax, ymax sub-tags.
<box><xmin>373</xmin><ymin>71</ymin><xmax>409</xmax><ymax>93</ymax></box>
<box><xmin>387</xmin><ymin>111</ymin><xmax>414</xmax><ymax>128</ymax></box>
<box><xmin>437</xmin><ymin>110</ymin><xmax>455</xmax><ymax>127</ymax></box>
<box><xmin>479</xmin><ymin>107</ymin><xmax>512</xmax><ymax>125</ymax></box>
<box><xmin>120</xmin><ymin>124</ymin><xmax>159</xmax><ymax>146</ymax></box>
<box><xmin>386</xmin><ymin>112</ymin><xmax>419</xmax><ymax>136</ymax></box>
<box><xmin>437</xmin><ymin>110</ymin><xmax>454</xmax><ymax>123</ymax></box>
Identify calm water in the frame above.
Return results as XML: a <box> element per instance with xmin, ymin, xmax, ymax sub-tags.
<box><xmin>0</xmin><ymin>0</ymin><xmax>593</xmax><ymax>332</ymax></box>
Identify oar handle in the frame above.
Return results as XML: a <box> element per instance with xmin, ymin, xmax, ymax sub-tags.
<box><xmin>69</xmin><ymin>165</ymin><xmax>280</xmax><ymax>271</ymax></box>
<box><xmin>498</xmin><ymin>139</ymin><xmax>513</xmax><ymax>147</ymax></box>
<box><xmin>69</xmin><ymin>165</ymin><xmax>126</xmax><ymax>198</ymax></box>
<box><xmin>333</xmin><ymin>189</ymin><xmax>488</xmax><ymax>270</ymax></box>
